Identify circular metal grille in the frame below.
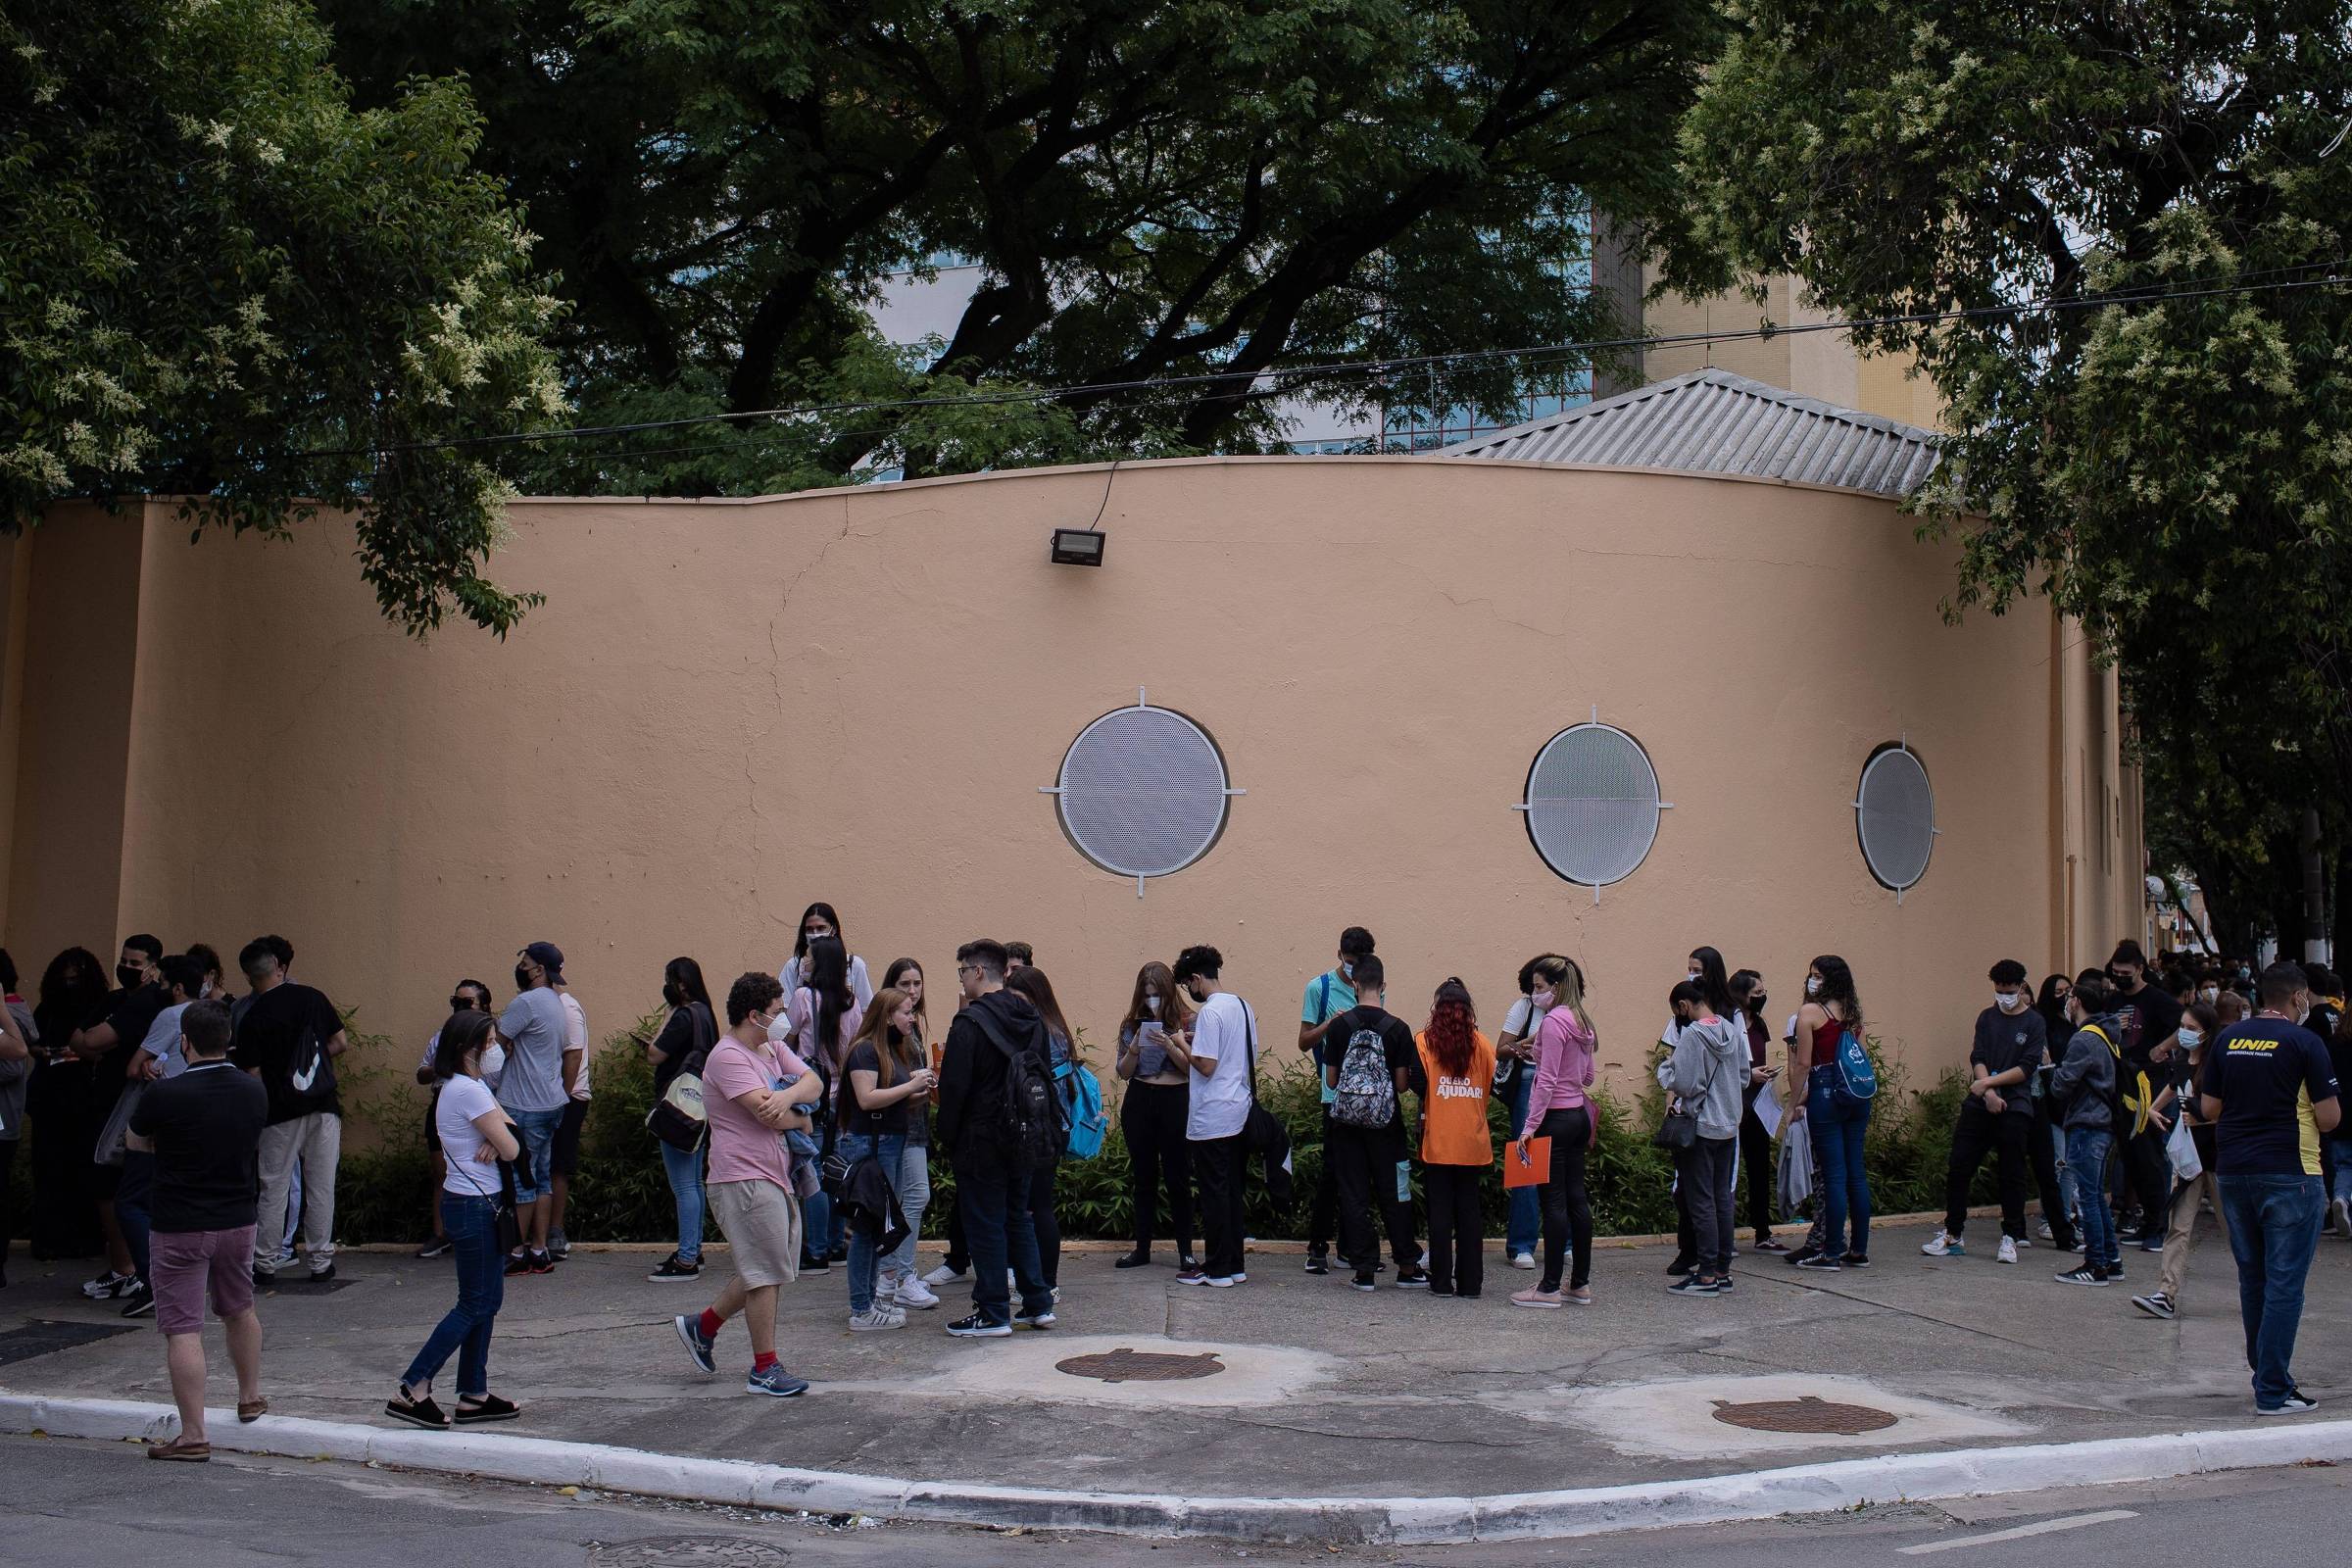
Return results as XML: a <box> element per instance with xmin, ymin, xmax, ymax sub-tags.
<box><xmin>1856</xmin><ymin>746</ymin><xmax>1935</xmax><ymax>891</ymax></box>
<box><xmin>1055</xmin><ymin>706</ymin><xmax>1230</xmax><ymax>879</ymax></box>
<box><xmin>1056</xmin><ymin>1348</ymin><xmax>1226</xmax><ymax>1383</ymax></box>
<box><xmin>1711</xmin><ymin>1395</ymin><xmax>1898</xmax><ymax>1435</ymax></box>
<box><xmin>1522</xmin><ymin>723</ymin><xmax>1662</xmax><ymax>886</ymax></box>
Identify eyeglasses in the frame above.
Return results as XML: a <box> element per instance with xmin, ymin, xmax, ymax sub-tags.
<box><xmin>956</xmin><ymin>964</ymin><xmax>980</xmax><ymax>977</ymax></box>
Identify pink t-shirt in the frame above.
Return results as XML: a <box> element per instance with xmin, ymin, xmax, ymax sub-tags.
<box><xmin>703</xmin><ymin>1034</ymin><xmax>808</xmax><ymax>1188</ymax></box>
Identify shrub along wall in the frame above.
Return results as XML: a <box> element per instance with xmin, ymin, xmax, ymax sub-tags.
<box><xmin>328</xmin><ymin>1020</ymin><xmax>1992</xmax><ymax>1248</ymax></box>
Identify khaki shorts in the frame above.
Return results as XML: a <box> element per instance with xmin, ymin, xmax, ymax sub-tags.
<box><xmin>710</xmin><ymin>1179</ymin><xmax>802</xmax><ymax>1289</ymax></box>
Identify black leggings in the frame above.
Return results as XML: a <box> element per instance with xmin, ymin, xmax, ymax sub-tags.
<box><xmin>1537</xmin><ymin>1106</ymin><xmax>1593</xmax><ymax>1292</ymax></box>
<box><xmin>1424</xmin><ymin>1164</ymin><xmax>1484</xmax><ymax>1297</ymax></box>
<box><xmin>1740</xmin><ymin>1092</ymin><xmax>1777</xmax><ymax>1238</ymax></box>
<box><xmin>1121</xmin><ymin>1079</ymin><xmax>1193</xmax><ymax>1258</ymax></box>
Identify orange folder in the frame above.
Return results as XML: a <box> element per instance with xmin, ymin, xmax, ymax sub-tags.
<box><xmin>1502</xmin><ymin>1136</ymin><xmax>1550</xmax><ymax>1189</ymax></box>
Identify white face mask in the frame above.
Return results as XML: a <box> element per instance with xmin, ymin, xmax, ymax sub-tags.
<box><xmin>198</xmin><ymin>980</ymin><xmax>214</xmax><ymax>999</ymax></box>
<box><xmin>1996</xmin><ymin>990</ymin><xmax>2024</xmax><ymax>1011</ymax></box>
<box><xmin>1531</xmin><ymin>989</ymin><xmax>1556</xmax><ymax>1011</ymax></box>
<box><xmin>1687</xmin><ymin>969</ymin><xmax>1703</xmax><ymax>984</ymax></box>
<box><xmin>2179</xmin><ymin>1026</ymin><xmax>2203</xmax><ymax>1050</ymax></box>
<box><xmin>1145</xmin><ymin>996</ymin><xmax>1161</xmax><ymax>1016</ymax></box>
<box><xmin>2198</xmin><ymin>988</ymin><xmax>2219</xmax><ymax>1004</ymax></box>
<box><xmin>1805</xmin><ymin>977</ymin><xmax>1823</xmax><ymax>998</ymax></box>
<box><xmin>1341</xmin><ymin>961</ymin><xmax>1354</xmax><ymax>980</ymax></box>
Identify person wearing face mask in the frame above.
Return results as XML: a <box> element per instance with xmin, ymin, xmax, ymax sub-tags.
<box><xmin>491</xmin><ymin>942</ymin><xmax>579</xmax><ymax>1277</ymax></box>
<box><xmin>1729</xmin><ymin>971</ymin><xmax>1785</xmax><ymax>1252</ymax></box>
<box><xmin>1661</xmin><ymin>949</ymin><xmax>1737</xmax><ymax>1276</ymax></box>
<box><xmin>67</xmin><ymin>933</ymin><xmax>168</xmax><ymax>1301</ymax></box>
<box><xmin>1298</xmin><ymin>927</ymin><xmax>1375</xmax><ymax>1277</ymax></box>
<box><xmin>2132</xmin><ymin>1001</ymin><xmax>2230</xmax><ymax>1320</ymax></box>
<box><xmin>1511</xmin><ymin>956</ymin><xmax>1598</xmax><ymax>1308</ymax></box>
<box><xmin>778</xmin><ymin>903</ymin><xmax>874</xmax><ymax>1018</ymax></box>
<box><xmin>1493</xmin><ymin>956</ymin><xmax>1562</xmax><ymax>1271</ymax></box>
<box><xmin>1921</xmin><ymin>961</ymin><xmax>2046</xmax><ymax>1265</ymax></box>
<box><xmin>2049</xmin><ymin>975</ymin><xmax>2127</xmax><ymax>1284</ymax></box>
<box><xmin>1114</xmin><ymin>961</ymin><xmax>1197</xmax><ymax>1271</ymax></box>
<box><xmin>640</xmin><ymin>959</ymin><xmax>715</xmax><ymax>1281</ymax></box>
<box><xmin>1785</xmin><ymin>956</ymin><xmax>1872</xmax><ymax>1270</ymax></box>
<box><xmin>2106</xmin><ymin>940</ymin><xmax>2183</xmax><ymax>1250</ymax></box>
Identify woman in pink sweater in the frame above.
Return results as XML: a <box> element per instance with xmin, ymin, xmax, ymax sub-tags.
<box><xmin>1511</xmin><ymin>956</ymin><xmax>1599</xmax><ymax>1308</ymax></box>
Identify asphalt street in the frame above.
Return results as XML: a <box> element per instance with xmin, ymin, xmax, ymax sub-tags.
<box><xmin>7</xmin><ymin>1430</ymin><xmax>2349</xmax><ymax>1566</ymax></box>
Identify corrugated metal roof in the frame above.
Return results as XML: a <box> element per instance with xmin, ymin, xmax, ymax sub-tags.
<box><xmin>1439</xmin><ymin>368</ymin><xmax>1940</xmax><ymax>499</ymax></box>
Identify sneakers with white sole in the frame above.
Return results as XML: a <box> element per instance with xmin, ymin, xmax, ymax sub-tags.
<box><xmin>921</xmin><ymin>1263</ymin><xmax>966</xmax><ymax>1288</ymax></box>
<box><xmin>891</xmin><ymin>1273</ymin><xmax>941</xmax><ymax>1309</ymax></box>
<box><xmin>849</xmin><ymin>1306</ymin><xmax>906</xmax><ymax>1332</ymax></box>
<box><xmin>1508</xmin><ymin>1251</ymin><xmax>1537</xmax><ymax>1271</ymax></box>
<box><xmin>1996</xmin><ymin>1236</ymin><xmax>2018</xmax><ymax>1265</ymax></box>
<box><xmin>1920</xmin><ymin>1230</ymin><xmax>1964</xmax><ymax>1257</ymax></box>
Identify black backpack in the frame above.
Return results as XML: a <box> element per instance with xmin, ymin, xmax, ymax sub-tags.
<box><xmin>968</xmin><ymin>1004</ymin><xmax>1064</xmax><ymax>1170</ymax></box>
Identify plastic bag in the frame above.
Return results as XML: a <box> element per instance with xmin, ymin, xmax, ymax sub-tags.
<box><xmin>1777</xmin><ymin>1112</ymin><xmax>1814</xmax><ymax>1221</ymax></box>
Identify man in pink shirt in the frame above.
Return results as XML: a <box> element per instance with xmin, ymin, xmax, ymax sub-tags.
<box><xmin>671</xmin><ymin>973</ymin><xmax>822</xmax><ymax>1397</ymax></box>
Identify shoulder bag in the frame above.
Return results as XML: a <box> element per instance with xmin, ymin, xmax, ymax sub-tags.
<box><xmin>1651</xmin><ymin>1024</ymin><xmax>1726</xmax><ymax>1152</ymax></box>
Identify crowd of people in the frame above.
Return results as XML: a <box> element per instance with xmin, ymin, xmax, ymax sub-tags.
<box><xmin>1</xmin><ymin>911</ymin><xmax>2344</xmax><ymax>1455</ymax></box>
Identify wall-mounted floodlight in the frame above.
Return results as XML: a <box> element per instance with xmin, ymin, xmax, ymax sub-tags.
<box><xmin>1050</xmin><ymin>527</ymin><xmax>1105</xmax><ymax>566</ymax></box>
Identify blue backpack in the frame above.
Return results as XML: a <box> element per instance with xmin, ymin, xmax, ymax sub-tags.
<box><xmin>1054</xmin><ymin>1056</ymin><xmax>1108</xmax><ymax>1159</ymax></box>
<box><xmin>1834</xmin><ymin>1027</ymin><xmax>1878</xmax><ymax>1102</ymax></box>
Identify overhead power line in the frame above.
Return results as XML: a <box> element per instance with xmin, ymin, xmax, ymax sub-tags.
<box><xmin>311</xmin><ymin>263</ymin><xmax>2352</xmax><ymax>462</ymax></box>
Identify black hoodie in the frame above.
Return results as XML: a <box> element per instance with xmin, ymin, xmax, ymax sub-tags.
<box><xmin>935</xmin><ymin>988</ymin><xmax>1050</xmax><ymax>1155</ymax></box>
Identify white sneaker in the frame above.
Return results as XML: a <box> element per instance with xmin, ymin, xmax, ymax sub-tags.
<box><xmin>1996</xmin><ymin>1236</ymin><xmax>2019</xmax><ymax>1265</ymax></box>
<box><xmin>921</xmin><ymin>1263</ymin><xmax>965</xmax><ymax>1287</ymax></box>
<box><xmin>892</xmin><ymin>1273</ymin><xmax>941</xmax><ymax>1309</ymax></box>
<box><xmin>849</xmin><ymin>1306</ymin><xmax>906</xmax><ymax>1332</ymax></box>
<box><xmin>1920</xmin><ymin>1230</ymin><xmax>1964</xmax><ymax>1257</ymax></box>
<box><xmin>2331</xmin><ymin>1198</ymin><xmax>2352</xmax><ymax>1238</ymax></box>
<box><xmin>1510</xmin><ymin>1251</ymin><xmax>1537</xmax><ymax>1270</ymax></box>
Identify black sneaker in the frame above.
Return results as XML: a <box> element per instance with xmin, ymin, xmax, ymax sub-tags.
<box><xmin>1429</xmin><ymin>1284</ymin><xmax>1456</xmax><ymax>1298</ymax></box>
<box><xmin>800</xmin><ymin>1253</ymin><xmax>833</xmax><ymax>1276</ymax></box>
<box><xmin>120</xmin><ymin>1283</ymin><xmax>155</xmax><ymax>1319</ymax></box>
<box><xmin>2130</xmin><ymin>1291</ymin><xmax>2177</xmax><ymax>1320</ymax></box>
<box><xmin>2256</xmin><ymin>1389</ymin><xmax>2320</xmax><ymax>1416</ymax></box>
<box><xmin>1666</xmin><ymin>1253</ymin><xmax>1695</xmax><ymax>1277</ymax></box>
<box><xmin>946</xmin><ymin>1312</ymin><xmax>1011</xmax><ymax>1339</ymax></box>
<box><xmin>1668</xmin><ymin>1275</ymin><xmax>1720</xmax><ymax>1296</ymax></box>
<box><xmin>1350</xmin><ymin>1272</ymin><xmax>1377</xmax><ymax>1292</ymax></box>
<box><xmin>1394</xmin><ymin>1268</ymin><xmax>1431</xmax><ymax>1289</ymax></box>
<box><xmin>2055</xmin><ymin>1265</ymin><xmax>2109</xmax><ymax>1286</ymax></box>
<box><xmin>827</xmin><ymin>1243</ymin><xmax>849</xmax><ymax>1264</ymax></box>
<box><xmin>1113</xmin><ymin>1251</ymin><xmax>1152</xmax><ymax>1270</ymax></box>
<box><xmin>1752</xmin><ymin>1236</ymin><xmax>1789</xmax><ymax>1253</ymax></box>
<box><xmin>501</xmin><ymin>1251</ymin><xmax>533</xmax><ymax>1277</ymax></box>
<box><xmin>648</xmin><ymin>1253</ymin><xmax>703</xmax><ymax>1282</ymax></box>
<box><xmin>1838</xmin><ymin>1252</ymin><xmax>1871</xmax><ymax>1269</ymax></box>
<box><xmin>385</xmin><ymin>1390</ymin><xmax>451</xmax><ymax>1430</ymax></box>
<box><xmin>306</xmin><ymin>1262</ymin><xmax>336</xmax><ymax>1284</ymax></box>
<box><xmin>251</xmin><ymin>1268</ymin><xmax>277</xmax><ymax>1290</ymax></box>
<box><xmin>1794</xmin><ymin>1251</ymin><xmax>1842</xmax><ymax>1271</ymax></box>
<box><xmin>2105</xmin><ymin>1261</ymin><xmax>2125</xmax><ymax>1281</ymax></box>
<box><xmin>525</xmin><ymin>1250</ymin><xmax>554</xmax><ymax>1276</ymax></box>
<box><xmin>1302</xmin><ymin>1253</ymin><xmax>1329</xmax><ymax>1276</ymax></box>
<box><xmin>1713</xmin><ymin>1274</ymin><xmax>1736</xmax><ymax>1293</ymax></box>
<box><xmin>1784</xmin><ymin>1245</ymin><xmax>1819</xmax><ymax>1267</ymax></box>
<box><xmin>416</xmin><ymin>1239</ymin><xmax>454</xmax><ymax>1259</ymax></box>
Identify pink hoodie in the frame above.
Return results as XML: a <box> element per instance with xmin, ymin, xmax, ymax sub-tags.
<box><xmin>1520</xmin><ymin>1004</ymin><xmax>1597</xmax><ymax>1140</ymax></box>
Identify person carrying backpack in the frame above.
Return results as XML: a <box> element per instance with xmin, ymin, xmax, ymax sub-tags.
<box><xmin>1785</xmin><ymin>955</ymin><xmax>1873</xmax><ymax>1270</ymax></box>
<box><xmin>2049</xmin><ymin>974</ymin><xmax>2127</xmax><ymax>1285</ymax></box>
<box><xmin>933</xmin><ymin>940</ymin><xmax>1059</xmax><ymax>1338</ymax></box>
<box><xmin>1315</xmin><ymin>956</ymin><xmax>1428</xmax><ymax>1292</ymax></box>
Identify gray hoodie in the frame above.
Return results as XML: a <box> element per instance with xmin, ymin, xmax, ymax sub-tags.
<box><xmin>2049</xmin><ymin>1011</ymin><xmax>2123</xmax><ymax>1132</ymax></box>
<box><xmin>1669</xmin><ymin>1013</ymin><xmax>1747</xmax><ymax>1141</ymax></box>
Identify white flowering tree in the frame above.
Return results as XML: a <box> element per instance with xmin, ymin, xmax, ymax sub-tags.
<box><xmin>1666</xmin><ymin>0</ymin><xmax>2352</xmax><ymax>946</ymax></box>
<box><xmin>1</xmin><ymin>0</ymin><xmax>564</xmax><ymax>635</ymax></box>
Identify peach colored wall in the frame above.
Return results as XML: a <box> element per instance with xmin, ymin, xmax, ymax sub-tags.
<box><xmin>10</xmin><ymin>461</ymin><xmax>2140</xmax><ymax>1129</ymax></box>
<box><xmin>5</xmin><ymin>505</ymin><xmax>143</xmax><ymax>971</ymax></box>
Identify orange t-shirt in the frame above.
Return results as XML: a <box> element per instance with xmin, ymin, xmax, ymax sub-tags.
<box><xmin>1415</xmin><ymin>1028</ymin><xmax>1495</xmax><ymax>1167</ymax></box>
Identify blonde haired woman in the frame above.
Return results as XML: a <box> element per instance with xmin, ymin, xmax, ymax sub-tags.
<box><xmin>1511</xmin><ymin>956</ymin><xmax>1599</xmax><ymax>1308</ymax></box>
<box><xmin>838</xmin><ymin>987</ymin><xmax>937</xmax><ymax>1324</ymax></box>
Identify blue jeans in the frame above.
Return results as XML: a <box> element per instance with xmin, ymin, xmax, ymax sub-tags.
<box><xmin>2328</xmin><ymin>1137</ymin><xmax>2352</xmax><ymax>1207</ymax></box>
<box><xmin>1500</xmin><ymin>1067</ymin><xmax>1540</xmax><ymax>1255</ymax></box>
<box><xmin>659</xmin><ymin>1139</ymin><xmax>705</xmax><ymax>1263</ymax></box>
<box><xmin>507</xmin><ymin>1105</ymin><xmax>564</xmax><ymax>1203</ymax></box>
<box><xmin>839</xmin><ymin>1131</ymin><xmax>913</xmax><ymax>1313</ymax></box>
<box><xmin>403</xmin><ymin>1194</ymin><xmax>503</xmax><ymax>1396</ymax></box>
<box><xmin>954</xmin><ymin>1152</ymin><xmax>1051</xmax><ymax>1326</ymax></box>
<box><xmin>784</xmin><ymin>1128</ymin><xmax>833</xmax><ymax>1259</ymax></box>
<box><xmin>2065</xmin><ymin>1126</ymin><xmax>2119</xmax><ymax>1269</ymax></box>
<box><xmin>1807</xmin><ymin>1065</ymin><xmax>1871</xmax><ymax>1256</ymax></box>
<box><xmin>118</xmin><ymin>1151</ymin><xmax>154</xmax><ymax>1283</ymax></box>
<box><xmin>2218</xmin><ymin>1173</ymin><xmax>2326</xmax><ymax>1407</ymax></box>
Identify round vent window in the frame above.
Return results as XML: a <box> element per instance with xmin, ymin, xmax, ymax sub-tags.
<box><xmin>1519</xmin><ymin>723</ymin><xmax>1663</xmax><ymax>886</ymax></box>
<box><xmin>1856</xmin><ymin>745</ymin><xmax>1935</xmax><ymax>893</ymax></box>
<box><xmin>1052</xmin><ymin>704</ymin><xmax>1233</xmax><ymax>882</ymax></box>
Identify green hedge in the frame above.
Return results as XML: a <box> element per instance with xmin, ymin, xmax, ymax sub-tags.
<box><xmin>328</xmin><ymin>1018</ymin><xmax>1993</xmax><ymax>1247</ymax></box>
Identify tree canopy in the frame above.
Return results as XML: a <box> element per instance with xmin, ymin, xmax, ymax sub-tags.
<box><xmin>322</xmin><ymin>0</ymin><xmax>1723</xmax><ymax>489</ymax></box>
<box><xmin>2</xmin><ymin>0</ymin><xmax>565</xmax><ymax>634</ymax></box>
<box><xmin>1668</xmin><ymin>0</ymin><xmax>2352</xmax><ymax>949</ymax></box>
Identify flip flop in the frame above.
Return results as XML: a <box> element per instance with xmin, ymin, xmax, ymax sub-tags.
<box><xmin>237</xmin><ymin>1398</ymin><xmax>269</xmax><ymax>1424</ymax></box>
<box><xmin>147</xmin><ymin>1436</ymin><xmax>211</xmax><ymax>1462</ymax></box>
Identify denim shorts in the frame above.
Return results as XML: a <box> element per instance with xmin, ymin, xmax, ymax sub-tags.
<box><xmin>509</xmin><ymin>1104</ymin><xmax>564</xmax><ymax>1201</ymax></box>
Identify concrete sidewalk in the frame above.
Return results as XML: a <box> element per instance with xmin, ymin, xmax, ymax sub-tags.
<box><xmin>3</xmin><ymin>1211</ymin><xmax>2346</xmax><ymax>1507</ymax></box>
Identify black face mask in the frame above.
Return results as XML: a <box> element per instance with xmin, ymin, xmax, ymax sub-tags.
<box><xmin>117</xmin><ymin>964</ymin><xmax>144</xmax><ymax>989</ymax></box>
<box><xmin>1748</xmin><ymin>995</ymin><xmax>1768</xmax><ymax>1014</ymax></box>
<box><xmin>662</xmin><ymin>981</ymin><xmax>682</xmax><ymax>1007</ymax></box>
<box><xmin>514</xmin><ymin>963</ymin><xmax>532</xmax><ymax>991</ymax></box>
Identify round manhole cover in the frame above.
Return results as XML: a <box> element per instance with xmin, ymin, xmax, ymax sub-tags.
<box><xmin>1711</xmin><ymin>1395</ymin><xmax>1899</xmax><ymax>1435</ymax></box>
<box><xmin>590</xmin><ymin>1538</ymin><xmax>792</xmax><ymax>1567</ymax></box>
<box><xmin>1055</xmin><ymin>1348</ymin><xmax>1225</xmax><ymax>1384</ymax></box>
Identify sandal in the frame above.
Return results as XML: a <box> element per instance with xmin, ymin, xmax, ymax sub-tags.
<box><xmin>237</xmin><ymin>1397</ymin><xmax>269</xmax><ymax>1424</ymax></box>
<box><xmin>147</xmin><ymin>1435</ymin><xmax>211</xmax><ymax>1462</ymax></box>
<box><xmin>453</xmin><ymin>1394</ymin><xmax>520</xmax><ymax>1424</ymax></box>
<box><xmin>385</xmin><ymin>1388</ymin><xmax>452</xmax><ymax>1430</ymax></box>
